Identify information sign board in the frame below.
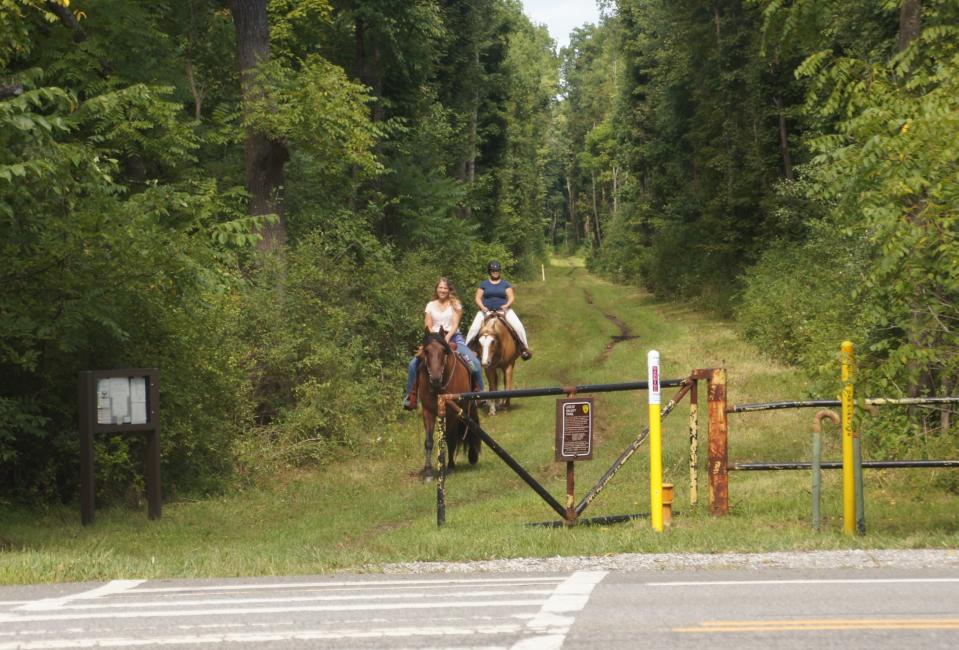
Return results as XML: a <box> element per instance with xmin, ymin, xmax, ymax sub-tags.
<box><xmin>555</xmin><ymin>398</ymin><xmax>594</xmax><ymax>461</ymax></box>
<box><xmin>79</xmin><ymin>369</ymin><xmax>160</xmax><ymax>524</ymax></box>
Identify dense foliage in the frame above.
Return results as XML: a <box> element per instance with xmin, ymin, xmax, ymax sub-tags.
<box><xmin>557</xmin><ymin>1</ymin><xmax>958</xmax><ymax>450</ymax></box>
<box><xmin>4</xmin><ymin>0</ymin><xmax>957</xmax><ymax>503</ymax></box>
<box><xmin>1</xmin><ymin>0</ymin><xmax>555</xmax><ymax>502</ymax></box>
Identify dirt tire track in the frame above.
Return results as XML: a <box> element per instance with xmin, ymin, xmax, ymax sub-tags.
<box><xmin>583</xmin><ymin>289</ymin><xmax>639</xmax><ymax>364</ymax></box>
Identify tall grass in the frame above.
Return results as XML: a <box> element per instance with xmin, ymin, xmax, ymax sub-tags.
<box><xmin>1</xmin><ymin>261</ymin><xmax>956</xmax><ymax>584</ymax></box>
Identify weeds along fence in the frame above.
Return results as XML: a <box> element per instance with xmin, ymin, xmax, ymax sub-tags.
<box><xmin>718</xmin><ymin>342</ymin><xmax>959</xmax><ymax>535</ymax></box>
<box><xmin>432</xmin><ymin>368</ymin><xmax>728</xmax><ymax>528</ymax></box>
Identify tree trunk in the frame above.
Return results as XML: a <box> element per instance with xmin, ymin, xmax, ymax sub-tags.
<box><xmin>461</xmin><ymin>45</ymin><xmax>480</xmax><ymax>221</ymax></box>
<box><xmin>612</xmin><ymin>165</ymin><xmax>619</xmax><ymax>220</ymax></box>
<box><xmin>565</xmin><ymin>175</ymin><xmax>578</xmax><ymax>245</ymax></box>
<box><xmin>231</xmin><ymin>0</ymin><xmax>289</xmax><ymax>252</ymax></box>
<box><xmin>185</xmin><ymin>0</ymin><xmax>204</xmax><ymax>121</ymax></box>
<box><xmin>591</xmin><ymin>171</ymin><xmax>602</xmax><ymax>247</ymax></box>
<box><xmin>45</xmin><ymin>1</ymin><xmax>87</xmax><ymax>41</ymax></box>
<box><xmin>185</xmin><ymin>59</ymin><xmax>203</xmax><ymax>120</ymax></box>
<box><xmin>899</xmin><ymin>0</ymin><xmax>924</xmax><ymax>406</ymax></box>
<box><xmin>774</xmin><ymin>96</ymin><xmax>794</xmax><ymax>181</ymax></box>
<box><xmin>942</xmin><ymin>379</ymin><xmax>952</xmax><ymax>433</ymax></box>
<box><xmin>899</xmin><ymin>0</ymin><xmax>922</xmax><ymax>52</ymax></box>
<box><xmin>714</xmin><ymin>4</ymin><xmax>733</xmax><ymax>196</ymax></box>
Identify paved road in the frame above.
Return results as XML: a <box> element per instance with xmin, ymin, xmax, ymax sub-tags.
<box><xmin>1</xmin><ymin>565</ymin><xmax>958</xmax><ymax>648</ymax></box>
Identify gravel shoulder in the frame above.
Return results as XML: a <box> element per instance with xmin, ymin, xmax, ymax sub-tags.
<box><xmin>379</xmin><ymin>549</ymin><xmax>959</xmax><ymax>574</ymax></box>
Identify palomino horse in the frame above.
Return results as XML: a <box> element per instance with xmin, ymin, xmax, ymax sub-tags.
<box><xmin>475</xmin><ymin>314</ymin><xmax>521</xmax><ymax>415</ymax></box>
<box><xmin>416</xmin><ymin>329</ymin><xmax>481</xmax><ymax>481</ymax></box>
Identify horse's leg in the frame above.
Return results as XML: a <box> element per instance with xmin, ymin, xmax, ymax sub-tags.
<box><xmin>496</xmin><ymin>367</ymin><xmax>507</xmax><ymax>411</ymax></box>
<box><xmin>421</xmin><ymin>409</ymin><xmax>435</xmax><ymax>482</ymax></box>
<box><xmin>486</xmin><ymin>366</ymin><xmax>497</xmax><ymax>416</ymax></box>
<box><xmin>467</xmin><ymin>401</ymin><xmax>481</xmax><ymax>465</ymax></box>
<box><xmin>504</xmin><ymin>362</ymin><xmax>514</xmax><ymax>410</ymax></box>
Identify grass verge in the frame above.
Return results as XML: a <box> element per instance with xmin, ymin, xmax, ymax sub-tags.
<box><xmin>1</xmin><ymin>261</ymin><xmax>957</xmax><ymax>584</ymax></box>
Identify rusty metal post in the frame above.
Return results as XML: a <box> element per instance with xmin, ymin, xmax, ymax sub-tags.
<box><xmin>707</xmin><ymin>368</ymin><xmax>728</xmax><ymax>515</ymax></box>
<box><xmin>436</xmin><ymin>397</ymin><xmax>447</xmax><ymax>528</ymax></box>
<box><xmin>689</xmin><ymin>379</ymin><xmax>699</xmax><ymax>508</ymax></box>
<box><xmin>565</xmin><ymin>461</ymin><xmax>576</xmax><ymax>527</ymax></box>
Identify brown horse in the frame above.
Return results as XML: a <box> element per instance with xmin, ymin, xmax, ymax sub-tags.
<box><xmin>474</xmin><ymin>314</ymin><xmax>521</xmax><ymax>415</ymax></box>
<box><xmin>416</xmin><ymin>329</ymin><xmax>481</xmax><ymax>481</ymax></box>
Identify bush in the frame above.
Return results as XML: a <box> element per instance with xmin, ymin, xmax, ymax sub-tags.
<box><xmin>736</xmin><ymin>223</ymin><xmax>868</xmax><ymax>389</ymax></box>
<box><xmin>235</xmin><ymin>219</ymin><xmax>511</xmax><ymax>473</ymax></box>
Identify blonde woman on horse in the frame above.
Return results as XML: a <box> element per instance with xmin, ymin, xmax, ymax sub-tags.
<box><xmin>403</xmin><ymin>277</ymin><xmax>483</xmax><ymax>410</ymax></box>
<box><xmin>465</xmin><ymin>260</ymin><xmax>532</xmax><ymax>360</ymax></box>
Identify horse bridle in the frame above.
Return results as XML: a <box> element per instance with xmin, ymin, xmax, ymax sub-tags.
<box><xmin>425</xmin><ymin>337</ymin><xmax>456</xmax><ymax>392</ymax></box>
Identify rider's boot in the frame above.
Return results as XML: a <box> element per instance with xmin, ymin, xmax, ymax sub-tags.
<box><xmin>521</xmin><ymin>346</ymin><xmax>533</xmax><ymax>360</ymax></box>
<box><xmin>403</xmin><ymin>391</ymin><xmax>417</xmax><ymax>410</ymax></box>
<box><xmin>403</xmin><ymin>374</ymin><xmax>419</xmax><ymax>410</ymax></box>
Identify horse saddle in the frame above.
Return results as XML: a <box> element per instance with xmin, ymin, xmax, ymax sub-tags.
<box><xmin>484</xmin><ymin>312</ymin><xmax>522</xmax><ymax>348</ymax></box>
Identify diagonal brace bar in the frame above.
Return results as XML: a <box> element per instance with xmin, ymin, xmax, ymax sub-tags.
<box><xmin>575</xmin><ymin>379</ymin><xmax>693</xmax><ymax>516</ymax></box>
<box><xmin>443</xmin><ymin>399</ymin><xmax>567</xmax><ymax>520</ymax></box>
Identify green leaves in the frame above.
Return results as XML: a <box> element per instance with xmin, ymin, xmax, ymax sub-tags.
<box><xmin>245</xmin><ymin>56</ymin><xmax>381</xmax><ymax>176</ymax></box>
<box><xmin>737</xmin><ymin>0</ymin><xmax>959</xmax><ymax>447</ymax></box>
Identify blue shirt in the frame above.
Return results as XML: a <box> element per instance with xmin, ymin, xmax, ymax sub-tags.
<box><xmin>480</xmin><ymin>279</ymin><xmax>511</xmax><ymax>310</ymax></box>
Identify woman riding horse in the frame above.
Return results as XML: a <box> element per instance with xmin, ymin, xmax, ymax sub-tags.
<box><xmin>464</xmin><ymin>260</ymin><xmax>532</xmax><ymax>360</ymax></box>
<box><xmin>416</xmin><ymin>329</ymin><xmax>481</xmax><ymax>478</ymax></box>
<box><xmin>403</xmin><ymin>277</ymin><xmax>483</xmax><ymax>410</ymax></box>
<box><xmin>475</xmin><ymin>314</ymin><xmax>521</xmax><ymax>415</ymax></box>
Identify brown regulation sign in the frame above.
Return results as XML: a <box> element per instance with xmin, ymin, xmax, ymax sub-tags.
<box><xmin>555</xmin><ymin>398</ymin><xmax>594</xmax><ymax>461</ymax></box>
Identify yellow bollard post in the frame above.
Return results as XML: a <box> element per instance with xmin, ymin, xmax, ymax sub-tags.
<box><xmin>841</xmin><ymin>341</ymin><xmax>855</xmax><ymax>536</ymax></box>
<box><xmin>648</xmin><ymin>350</ymin><xmax>663</xmax><ymax>532</ymax></box>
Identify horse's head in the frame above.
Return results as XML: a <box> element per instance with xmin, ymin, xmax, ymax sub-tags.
<box><xmin>421</xmin><ymin>328</ymin><xmax>451</xmax><ymax>390</ymax></box>
<box><xmin>477</xmin><ymin>316</ymin><xmax>502</xmax><ymax>368</ymax></box>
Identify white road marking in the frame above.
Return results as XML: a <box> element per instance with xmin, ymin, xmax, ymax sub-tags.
<box><xmin>0</xmin><ymin>624</ymin><xmax>523</xmax><ymax>649</ymax></box>
<box><xmin>133</xmin><ymin>576</ymin><xmax>565</xmax><ymax>594</ymax></box>
<box><xmin>16</xmin><ymin>580</ymin><xmax>144</xmax><ymax>612</ymax></box>
<box><xmin>647</xmin><ymin>578</ymin><xmax>959</xmax><ymax>587</ymax></box>
<box><xmin>58</xmin><ymin>588</ymin><xmax>554</xmax><ymax>610</ymax></box>
<box><xmin>0</xmin><ymin>597</ymin><xmax>545</xmax><ymax>624</ymax></box>
<box><xmin>0</xmin><ymin>573</ymin><xmax>600</xmax><ymax>648</ymax></box>
<box><xmin>511</xmin><ymin>570</ymin><xmax>608</xmax><ymax>650</ymax></box>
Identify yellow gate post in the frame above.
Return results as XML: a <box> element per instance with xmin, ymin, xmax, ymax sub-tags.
<box><xmin>648</xmin><ymin>350</ymin><xmax>663</xmax><ymax>532</ymax></box>
<box><xmin>841</xmin><ymin>341</ymin><xmax>856</xmax><ymax>535</ymax></box>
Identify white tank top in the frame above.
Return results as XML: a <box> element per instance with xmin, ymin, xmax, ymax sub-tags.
<box><xmin>425</xmin><ymin>300</ymin><xmax>456</xmax><ymax>333</ymax></box>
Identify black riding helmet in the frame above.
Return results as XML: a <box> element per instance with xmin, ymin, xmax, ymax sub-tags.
<box><xmin>487</xmin><ymin>260</ymin><xmax>502</xmax><ymax>273</ymax></box>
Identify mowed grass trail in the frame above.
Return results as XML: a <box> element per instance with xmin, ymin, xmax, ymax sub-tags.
<box><xmin>1</xmin><ymin>259</ymin><xmax>957</xmax><ymax>584</ymax></box>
